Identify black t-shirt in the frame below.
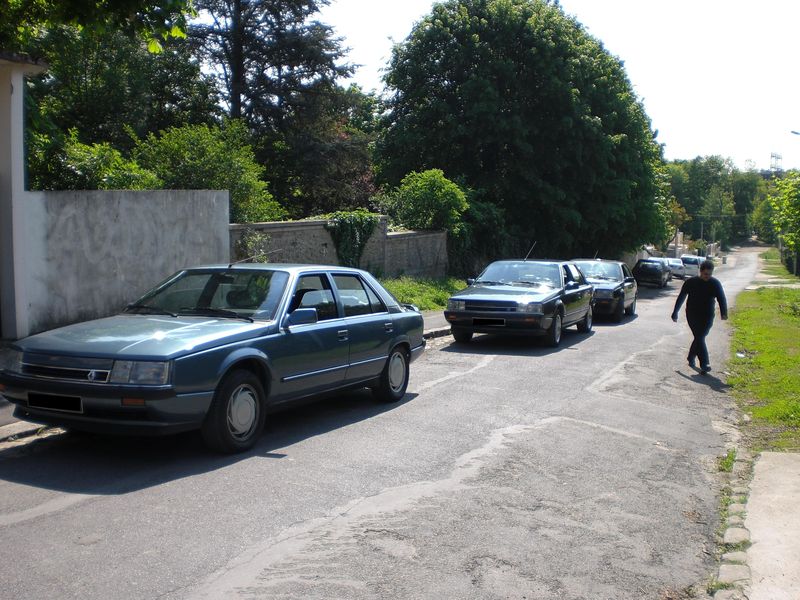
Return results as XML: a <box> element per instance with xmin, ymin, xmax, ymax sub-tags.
<box><xmin>672</xmin><ymin>276</ymin><xmax>728</xmax><ymax>320</ymax></box>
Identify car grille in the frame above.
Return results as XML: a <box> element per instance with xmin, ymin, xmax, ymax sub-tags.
<box><xmin>465</xmin><ymin>300</ymin><xmax>518</xmax><ymax>312</ymax></box>
<box><xmin>21</xmin><ymin>354</ymin><xmax>114</xmax><ymax>384</ymax></box>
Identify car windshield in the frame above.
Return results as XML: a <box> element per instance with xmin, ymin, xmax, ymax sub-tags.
<box><xmin>126</xmin><ymin>269</ymin><xmax>290</xmax><ymax>321</ymax></box>
<box><xmin>668</xmin><ymin>259</ymin><xmax>682</xmax><ymax>266</ymax></box>
<box><xmin>574</xmin><ymin>261</ymin><xmax>622</xmax><ymax>281</ymax></box>
<box><xmin>476</xmin><ymin>262</ymin><xmax>561</xmax><ymax>288</ymax></box>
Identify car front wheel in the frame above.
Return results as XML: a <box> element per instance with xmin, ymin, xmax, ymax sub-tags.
<box><xmin>625</xmin><ymin>297</ymin><xmax>637</xmax><ymax>316</ymax></box>
<box><xmin>201</xmin><ymin>369</ymin><xmax>266</xmax><ymax>453</ymax></box>
<box><xmin>452</xmin><ymin>327</ymin><xmax>473</xmax><ymax>343</ymax></box>
<box><xmin>373</xmin><ymin>346</ymin><xmax>409</xmax><ymax>403</ymax></box>
<box><xmin>546</xmin><ymin>312</ymin><xmax>562</xmax><ymax>347</ymax></box>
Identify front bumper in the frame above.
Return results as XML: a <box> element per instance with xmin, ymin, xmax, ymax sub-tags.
<box><xmin>0</xmin><ymin>371</ymin><xmax>212</xmax><ymax>435</ymax></box>
<box><xmin>444</xmin><ymin>311</ymin><xmax>555</xmax><ymax>336</ymax></box>
<box><xmin>592</xmin><ymin>296</ymin><xmax>622</xmax><ymax>315</ymax></box>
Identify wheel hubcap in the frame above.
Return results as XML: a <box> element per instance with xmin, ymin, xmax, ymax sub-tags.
<box><xmin>227</xmin><ymin>384</ymin><xmax>258</xmax><ymax>440</ymax></box>
<box><xmin>388</xmin><ymin>352</ymin><xmax>407</xmax><ymax>393</ymax></box>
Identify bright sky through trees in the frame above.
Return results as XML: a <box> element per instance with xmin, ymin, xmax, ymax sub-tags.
<box><xmin>319</xmin><ymin>0</ymin><xmax>800</xmax><ymax>172</ymax></box>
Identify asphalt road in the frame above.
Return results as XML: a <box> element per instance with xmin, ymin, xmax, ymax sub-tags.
<box><xmin>0</xmin><ymin>248</ymin><xmax>760</xmax><ymax>600</ymax></box>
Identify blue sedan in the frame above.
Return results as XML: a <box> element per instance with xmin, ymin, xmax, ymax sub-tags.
<box><xmin>0</xmin><ymin>264</ymin><xmax>425</xmax><ymax>452</ymax></box>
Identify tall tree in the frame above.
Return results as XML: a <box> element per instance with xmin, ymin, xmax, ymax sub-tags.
<box><xmin>0</xmin><ymin>0</ymin><xmax>193</xmax><ymax>52</ymax></box>
<box><xmin>378</xmin><ymin>0</ymin><xmax>666</xmax><ymax>258</ymax></box>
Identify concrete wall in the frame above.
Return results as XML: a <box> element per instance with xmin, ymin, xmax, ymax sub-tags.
<box><xmin>230</xmin><ymin>217</ymin><xmax>448</xmax><ymax>278</ymax></box>
<box><xmin>17</xmin><ymin>190</ymin><xmax>229</xmax><ymax>336</ymax></box>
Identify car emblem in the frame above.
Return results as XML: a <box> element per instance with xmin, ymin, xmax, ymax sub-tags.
<box><xmin>87</xmin><ymin>370</ymin><xmax>100</xmax><ymax>382</ymax></box>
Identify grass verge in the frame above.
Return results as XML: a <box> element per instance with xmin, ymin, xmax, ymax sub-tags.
<box><xmin>380</xmin><ymin>276</ymin><xmax>466</xmax><ymax>311</ymax></box>
<box><xmin>728</xmin><ymin>251</ymin><xmax>800</xmax><ymax>451</ymax></box>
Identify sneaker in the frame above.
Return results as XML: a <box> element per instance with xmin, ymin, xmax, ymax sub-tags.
<box><xmin>688</xmin><ymin>357</ymin><xmax>696</xmax><ymax>368</ymax></box>
<box><xmin>701</xmin><ymin>365</ymin><xmax>712</xmax><ymax>373</ymax></box>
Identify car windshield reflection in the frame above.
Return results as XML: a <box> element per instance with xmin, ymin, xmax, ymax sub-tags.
<box><xmin>476</xmin><ymin>262</ymin><xmax>560</xmax><ymax>288</ymax></box>
<box><xmin>574</xmin><ymin>261</ymin><xmax>622</xmax><ymax>282</ymax></box>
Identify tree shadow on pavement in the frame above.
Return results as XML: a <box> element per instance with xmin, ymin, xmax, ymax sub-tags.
<box><xmin>0</xmin><ymin>389</ymin><xmax>417</xmax><ymax>495</ymax></box>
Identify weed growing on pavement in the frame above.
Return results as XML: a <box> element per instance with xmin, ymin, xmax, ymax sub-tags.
<box><xmin>717</xmin><ymin>449</ymin><xmax>736</xmax><ymax>472</ymax></box>
<box><xmin>380</xmin><ymin>276</ymin><xmax>465</xmax><ymax>310</ymax></box>
<box><xmin>706</xmin><ymin>578</ymin><xmax>734</xmax><ymax>594</ymax></box>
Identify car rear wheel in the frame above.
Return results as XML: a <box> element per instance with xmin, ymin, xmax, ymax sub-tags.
<box><xmin>373</xmin><ymin>346</ymin><xmax>409</xmax><ymax>403</ymax></box>
<box><xmin>546</xmin><ymin>312</ymin><xmax>562</xmax><ymax>347</ymax></box>
<box><xmin>452</xmin><ymin>327</ymin><xmax>473</xmax><ymax>343</ymax></box>
<box><xmin>625</xmin><ymin>297</ymin><xmax>637</xmax><ymax>316</ymax></box>
<box><xmin>201</xmin><ymin>369</ymin><xmax>266</xmax><ymax>453</ymax></box>
<box><xmin>577</xmin><ymin>305</ymin><xmax>593</xmax><ymax>333</ymax></box>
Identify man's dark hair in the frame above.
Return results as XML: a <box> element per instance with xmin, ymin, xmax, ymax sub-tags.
<box><xmin>700</xmin><ymin>260</ymin><xmax>714</xmax><ymax>272</ymax></box>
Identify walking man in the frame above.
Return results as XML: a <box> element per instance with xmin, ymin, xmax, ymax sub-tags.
<box><xmin>671</xmin><ymin>259</ymin><xmax>728</xmax><ymax>373</ymax></box>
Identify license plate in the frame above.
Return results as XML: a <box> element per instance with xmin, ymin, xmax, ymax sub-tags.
<box><xmin>28</xmin><ymin>393</ymin><xmax>83</xmax><ymax>413</ymax></box>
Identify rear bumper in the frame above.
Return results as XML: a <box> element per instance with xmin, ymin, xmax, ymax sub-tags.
<box><xmin>0</xmin><ymin>371</ymin><xmax>211</xmax><ymax>435</ymax></box>
<box><xmin>444</xmin><ymin>311</ymin><xmax>554</xmax><ymax>335</ymax></box>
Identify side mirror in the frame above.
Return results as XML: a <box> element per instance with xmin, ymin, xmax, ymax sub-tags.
<box><xmin>466</xmin><ymin>278</ymin><xmax>475</xmax><ymax>286</ymax></box>
<box><xmin>565</xmin><ymin>281</ymin><xmax>579</xmax><ymax>290</ymax></box>
<box><xmin>284</xmin><ymin>308</ymin><xmax>318</xmax><ymax>329</ymax></box>
<box><xmin>625</xmin><ymin>276</ymin><xmax>636</xmax><ymax>283</ymax></box>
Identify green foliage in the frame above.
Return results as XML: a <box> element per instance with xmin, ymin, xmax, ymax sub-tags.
<box><xmin>234</xmin><ymin>228</ymin><xmax>272</xmax><ymax>263</ymax></box>
<box><xmin>770</xmin><ymin>171</ymin><xmax>800</xmax><ymax>254</ymax></box>
<box><xmin>717</xmin><ymin>448</ymin><xmax>736</xmax><ymax>473</ymax></box>
<box><xmin>379</xmin><ymin>277</ymin><xmax>466</xmax><ymax>311</ymax></box>
<box><xmin>133</xmin><ymin>121</ymin><xmax>286</xmax><ymax>223</ymax></box>
<box><xmin>30</xmin><ymin>130</ymin><xmax>161</xmax><ymax>190</ymax></box>
<box><xmin>380</xmin><ymin>170</ymin><xmax>468</xmax><ymax>232</ymax></box>
<box><xmin>700</xmin><ymin>184</ymin><xmax>736</xmax><ymax>247</ymax></box>
<box><xmin>449</xmin><ymin>194</ymin><xmax>510</xmax><ymax>276</ymax></box>
<box><xmin>379</xmin><ymin>0</ymin><xmax>666</xmax><ymax>258</ymax></box>
<box><xmin>325</xmin><ymin>210</ymin><xmax>379</xmax><ymax>267</ymax></box>
<box><xmin>752</xmin><ymin>197</ymin><xmax>776</xmax><ymax>243</ymax></box>
<box><xmin>0</xmin><ymin>0</ymin><xmax>194</xmax><ymax>53</ymax></box>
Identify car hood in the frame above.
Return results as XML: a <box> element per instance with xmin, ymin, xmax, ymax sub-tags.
<box><xmin>16</xmin><ymin>315</ymin><xmax>274</xmax><ymax>360</ymax></box>
<box><xmin>452</xmin><ymin>284</ymin><xmax>559</xmax><ymax>303</ymax></box>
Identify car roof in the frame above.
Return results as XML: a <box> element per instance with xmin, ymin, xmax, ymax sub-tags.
<box><xmin>489</xmin><ymin>259</ymin><xmax>567</xmax><ymax>265</ymax></box>
<box><xmin>186</xmin><ymin>263</ymin><xmax>367</xmax><ymax>275</ymax></box>
<box><xmin>572</xmin><ymin>258</ymin><xmax>624</xmax><ymax>265</ymax></box>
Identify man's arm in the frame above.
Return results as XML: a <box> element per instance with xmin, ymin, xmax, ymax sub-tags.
<box><xmin>672</xmin><ymin>279</ymin><xmax>689</xmax><ymax>321</ymax></box>
<box><xmin>716</xmin><ymin>279</ymin><xmax>728</xmax><ymax>319</ymax></box>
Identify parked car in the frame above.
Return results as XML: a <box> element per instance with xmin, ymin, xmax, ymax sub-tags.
<box><xmin>0</xmin><ymin>264</ymin><xmax>425</xmax><ymax>453</ymax></box>
<box><xmin>632</xmin><ymin>258</ymin><xmax>670</xmax><ymax>288</ymax></box>
<box><xmin>681</xmin><ymin>254</ymin><xmax>702</xmax><ymax>277</ymax></box>
<box><xmin>666</xmin><ymin>258</ymin><xmax>686</xmax><ymax>279</ymax></box>
<box><xmin>573</xmin><ymin>259</ymin><xmax>638</xmax><ymax>322</ymax></box>
<box><xmin>444</xmin><ymin>259</ymin><xmax>594</xmax><ymax>346</ymax></box>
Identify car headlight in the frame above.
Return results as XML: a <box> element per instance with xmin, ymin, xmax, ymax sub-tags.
<box><xmin>109</xmin><ymin>360</ymin><xmax>171</xmax><ymax>385</ymax></box>
<box><xmin>517</xmin><ymin>301</ymin><xmax>543</xmax><ymax>314</ymax></box>
<box><xmin>0</xmin><ymin>348</ymin><xmax>22</xmax><ymax>373</ymax></box>
<box><xmin>447</xmin><ymin>299</ymin><xmax>466</xmax><ymax>311</ymax></box>
<box><xmin>594</xmin><ymin>289</ymin><xmax>613</xmax><ymax>299</ymax></box>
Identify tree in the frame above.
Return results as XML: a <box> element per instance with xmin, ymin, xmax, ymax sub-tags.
<box><xmin>730</xmin><ymin>169</ymin><xmax>767</xmax><ymax>239</ymax></box>
<box><xmin>0</xmin><ymin>0</ymin><xmax>194</xmax><ymax>52</ymax></box>
<box><xmin>770</xmin><ymin>171</ymin><xmax>800</xmax><ymax>272</ymax></box>
<box><xmin>380</xmin><ymin>169</ymin><xmax>468</xmax><ymax>232</ymax></box>
<box><xmin>700</xmin><ymin>184</ymin><xmax>735</xmax><ymax>246</ymax></box>
<box><xmin>134</xmin><ymin>121</ymin><xmax>286</xmax><ymax>223</ymax></box>
<box><xmin>668</xmin><ymin>156</ymin><xmax>734</xmax><ymax>240</ymax></box>
<box><xmin>378</xmin><ymin>0</ymin><xmax>666</xmax><ymax>258</ymax></box>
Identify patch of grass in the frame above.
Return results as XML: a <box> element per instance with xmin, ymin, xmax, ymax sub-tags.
<box><xmin>380</xmin><ymin>276</ymin><xmax>466</xmax><ymax>311</ymax></box>
<box><xmin>717</xmin><ymin>449</ymin><xmax>736</xmax><ymax>473</ymax></box>
<box><xmin>729</xmin><ymin>284</ymin><xmax>800</xmax><ymax>451</ymax></box>
<box><xmin>706</xmin><ymin>578</ymin><xmax>734</xmax><ymax>594</ymax></box>
<box><xmin>761</xmin><ymin>248</ymin><xmax>798</xmax><ymax>279</ymax></box>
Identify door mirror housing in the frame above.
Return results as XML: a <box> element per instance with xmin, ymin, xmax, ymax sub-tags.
<box><xmin>466</xmin><ymin>278</ymin><xmax>475</xmax><ymax>286</ymax></box>
<box><xmin>284</xmin><ymin>308</ymin><xmax>318</xmax><ymax>329</ymax></box>
<box><xmin>565</xmin><ymin>281</ymin><xmax>580</xmax><ymax>290</ymax></box>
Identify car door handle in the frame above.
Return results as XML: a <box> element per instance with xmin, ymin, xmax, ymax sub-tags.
<box><xmin>384</xmin><ymin>322</ymin><xmax>394</xmax><ymax>333</ymax></box>
<box><xmin>338</xmin><ymin>330</ymin><xmax>349</xmax><ymax>341</ymax></box>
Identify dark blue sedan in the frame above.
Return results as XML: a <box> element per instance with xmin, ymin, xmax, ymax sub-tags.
<box><xmin>0</xmin><ymin>265</ymin><xmax>425</xmax><ymax>452</ymax></box>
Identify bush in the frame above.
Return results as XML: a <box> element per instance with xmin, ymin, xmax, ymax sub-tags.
<box><xmin>134</xmin><ymin>120</ymin><xmax>286</xmax><ymax>223</ymax></box>
<box><xmin>325</xmin><ymin>210</ymin><xmax>379</xmax><ymax>267</ymax></box>
<box><xmin>379</xmin><ymin>169</ymin><xmax>467</xmax><ymax>232</ymax></box>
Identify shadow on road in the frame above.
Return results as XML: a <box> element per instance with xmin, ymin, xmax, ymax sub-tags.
<box><xmin>675</xmin><ymin>370</ymin><xmax>730</xmax><ymax>392</ymax></box>
<box><xmin>439</xmin><ymin>328</ymin><xmax>593</xmax><ymax>356</ymax></box>
<box><xmin>636</xmin><ymin>282</ymin><xmax>681</xmax><ymax>299</ymax></box>
<box><xmin>0</xmin><ymin>388</ymin><xmax>414</xmax><ymax>494</ymax></box>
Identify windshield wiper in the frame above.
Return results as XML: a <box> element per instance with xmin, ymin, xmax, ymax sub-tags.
<box><xmin>177</xmin><ymin>307</ymin><xmax>254</xmax><ymax>322</ymax></box>
<box><xmin>589</xmin><ymin>275</ymin><xmax>617</xmax><ymax>281</ymax></box>
<box><xmin>510</xmin><ymin>280</ymin><xmax>543</xmax><ymax>287</ymax></box>
<box><xmin>124</xmin><ymin>303</ymin><xmax>177</xmax><ymax>317</ymax></box>
<box><xmin>474</xmin><ymin>280</ymin><xmax>503</xmax><ymax>285</ymax></box>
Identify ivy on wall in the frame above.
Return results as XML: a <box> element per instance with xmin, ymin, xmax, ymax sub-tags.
<box><xmin>325</xmin><ymin>210</ymin><xmax>379</xmax><ymax>267</ymax></box>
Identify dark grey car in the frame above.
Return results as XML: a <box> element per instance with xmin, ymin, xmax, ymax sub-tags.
<box><xmin>443</xmin><ymin>259</ymin><xmax>594</xmax><ymax>346</ymax></box>
<box><xmin>0</xmin><ymin>264</ymin><xmax>425</xmax><ymax>453</ymax></box>
<box><xmin>573</xmin><ymin>259</ymin><xmax>637</xmax><ymax>322</ymax></box>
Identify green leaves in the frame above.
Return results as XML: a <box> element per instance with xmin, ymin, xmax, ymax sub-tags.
<box><xmin>770</xmin><ymin>171</ymin><xmax>800</xmax><ymax>254</ymax></box>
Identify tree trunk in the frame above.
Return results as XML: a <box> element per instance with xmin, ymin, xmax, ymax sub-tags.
<box><xmin>230</xmin><ymin>0</ymin><xmax>243</xmax><ymax>119</ymax></box>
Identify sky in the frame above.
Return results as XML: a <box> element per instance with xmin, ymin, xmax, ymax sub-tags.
<box><xmin>318</xmin><ymin>0</ymin><xmax>800</xmax><ymax>172</ymax></box>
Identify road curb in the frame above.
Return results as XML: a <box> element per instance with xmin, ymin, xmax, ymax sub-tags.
<box><xmin>0</xmin><ymin>420</ymin><xmax>45</xmax><ymax>443</ymax></box>
<box><xmin>423</xmin><ymin>326</ymin><xmax>451</xmax><ymax>340</ymax></box>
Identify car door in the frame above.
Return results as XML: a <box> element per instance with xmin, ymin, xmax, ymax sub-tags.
<box><xmin>566</xmin><ymin>264</ymin><xmax>592</xmax><ymax>322</ymax></box>
<box><xmin>560</xmin><ymin>264</ymin><xmax>581</xmax><ymax>324</ymax></box>
<box><xmin>621</xmin><ymin>263</ymin><xmax>636</xmax><ymax>306</ymax></box>
<box><xmin>332</xmin><ymin>273</ymin><xmax>393</xmax><ymax>382</ymax></box>
<box><xmin>271</xmin><ymin>273</ymin><xmax>349</xmax><ymax>399</ymax></box>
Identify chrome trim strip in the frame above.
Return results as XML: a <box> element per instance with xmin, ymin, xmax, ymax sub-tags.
<box><xmin>348</xmin><ymin>355</ymin><xmax>387</xmax><ymax>368</ymax></box>
<box><xmin>21</xmin><ymin>363</ymin><xmax>111</xmax><ymax>383</ymax></box>
<box><xmin>281</xmin><ymin>363</ymin><xmax>349</xmax><ymax>382</ymax></box>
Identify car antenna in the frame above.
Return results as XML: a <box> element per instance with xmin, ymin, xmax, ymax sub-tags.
<box><xmin>593</xmin><ymin>250</ymin><xmax>599</xmax><ymax>259</ymax></box>
<box><xmin>522</xmin><ymin>241</ymin><xmax>537</xmax><ymax>262</ymax></box>
<box><xmin>227</xmin><ymin>248</ymin><xmax>285</xmax><ymax>268</ymax></box>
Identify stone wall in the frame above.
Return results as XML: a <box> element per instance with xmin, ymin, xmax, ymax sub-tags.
<box><xmin>230</xmin><ymin>217</ymin><xmax>447</xmax><ymax>278</ymax></box>
<box><xmin>18</xmin><ymin>190</ymin><xmax>229</xmax><ymax>335</ymax></box>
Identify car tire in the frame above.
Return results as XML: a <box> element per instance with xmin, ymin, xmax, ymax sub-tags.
<box><xmin>201</xmin><ymin>369</ymin><xmax>266</xmax><ymax>453</ymax></box>
<box><xmin>373</xmin><ymin>346</ymin><xmax>409</xmax><ymax>403</ymax></box>
<box><xmin>452</xmin><ymin>327</ymin><xmax>473</xmax><ymax>343</ymax></box>
<box><xmin>577</xmin><ymin>305</ymin><xmax>593</xmax><ymax>333</ymax></box>
<box><xmin>625</xmin><ymin>297</ymin><xmax>637</xmax><ymax>316</ymax></box>
<box><xmin>546</xmin><ymin>311</ymin><xmax>562</xmax><ymax>347</ymax></box>
<box><xmin>613</xmin><ymin>297</ymin><xmax>625</xmax><ymax>322</ymax></box>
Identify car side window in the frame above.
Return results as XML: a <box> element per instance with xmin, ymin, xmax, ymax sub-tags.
<box><xmin>333</xmin><ymin>275</ymin><xmax>386</xmax><ymax>317</ymax></box>
<box><xmin>622</xmin><ymin>264</ymin><xmax>633</xmax><ymax>279</ymax></box>
<box><xmin>291</xmin><ymin>275</ymin><xmax>338</xmax><ymax>321</ymax></box>
<box><xmin>567</xmin><ymin>264</ymin><xmax>585</xmax><ymax>284</ymax></box>
<box><xmin>562</xmin><ymin>265</ymin><xmax>573</xmax><ymax>283</ymax></box>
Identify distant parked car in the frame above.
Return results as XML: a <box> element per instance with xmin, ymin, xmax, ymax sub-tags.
<box><xmin>681</xmin><ymin>254</ymin><xmax>702</xmax><ymax>277</ymax></box>
<box><xmin>573</xmin><ymin>259</ymin><xmax>638</xmax><ymax>322</ymax></box>
<box><xmin>0</xmin><ymin>264</ymin><xmax>425</xmax><ymax>453</ymax></box>
<box><xmin>649</xmin><ymin>257</ymin><xmax>673</xmax><ymax>281</ymax></box>
<box><xmin>666</xmin><ymin>258</ymin><xmax>686</xmax><ymax>279</ymax></box>
<box><xmin>444</xmin><ymin>259</ymin><xmax>594</xmax><ymax>346</ymax></box>
<box><xmin>632</xmin><ymin>258</ymin><xmax>670</xmax><ymax>288</ymax></box>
